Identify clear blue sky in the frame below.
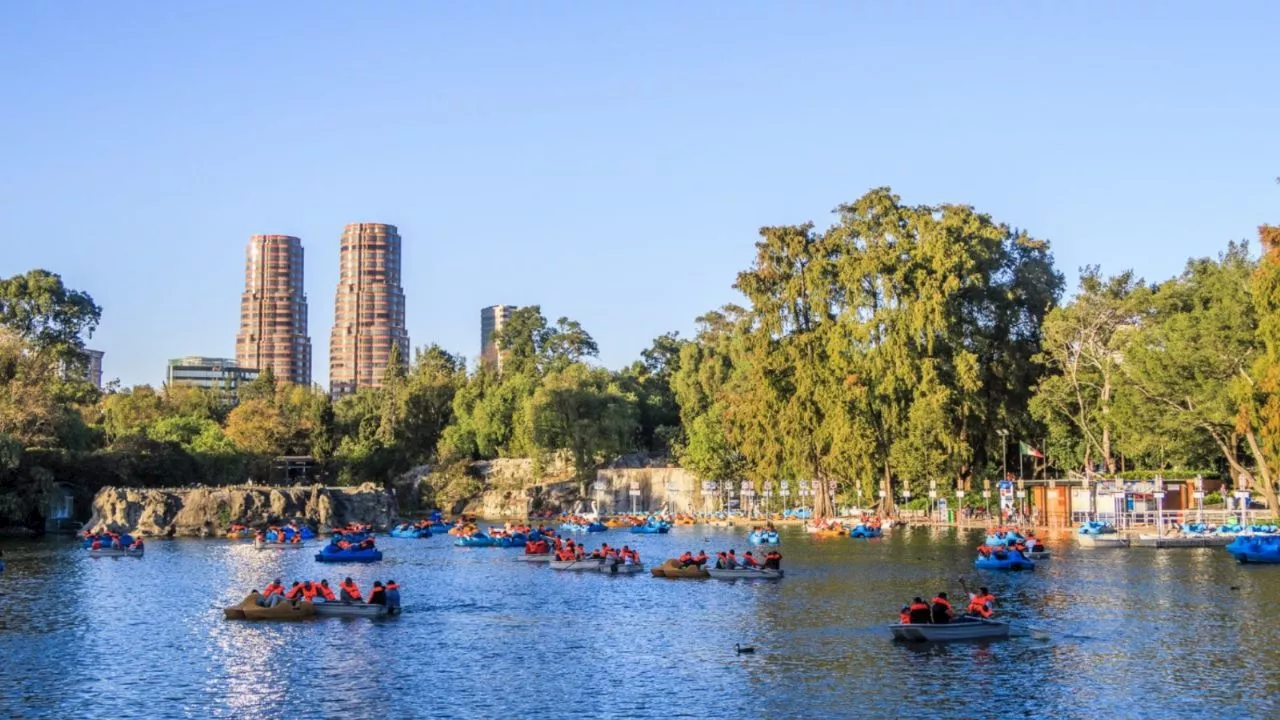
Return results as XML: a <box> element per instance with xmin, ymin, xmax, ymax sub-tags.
<box><xmin>2</xmin><ymin>2</ymin><xmax>1277</xmax><ymax>388</ymax></box>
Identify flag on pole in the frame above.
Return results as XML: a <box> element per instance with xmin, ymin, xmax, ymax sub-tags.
<box><xmin>1019</xmin><ymin>441</ymin><xmax>1044</xmax><ymax>459</ymax></box>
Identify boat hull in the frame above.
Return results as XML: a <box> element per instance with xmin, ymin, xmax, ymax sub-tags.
<box><xmin>313</xmin><ymin>601</ymin><xmax>389</xmax><ymax>617</ymax></box>
<box><xmin>89</xmin><ymin>548</ymin><xmax>144</xmax><ymax>558</ymax></box>
<box><xmin>707</xmin><ymin>568</ymin><xmax>784</xmax><ymax>580</ymax></box>
<box><xmin>650</xmin><ymin>560</ymin><xmax>709</xmax><ymax>579</ymax></box>
<box><xmin>514</xmin><ymin>553</ymin><xmax>553</xmax><ymax>562</ymax></box>
<box><xmin>549</xmin><ymin>559</ymin><xmax>604</xmax><ymax>571</ymax></box>
<box><xmin>1076</xmin><ymin>534</ymin><xmax>1129</xmax><ymax>548</ymax></box>
<box><xmin>890</xmin><ymin>619</ymin><xmax>1009</xmax><ymax>642</ymax></box>
<box><xmin>598</xmin><ymin>562</ymin><xmax>646</xmax><ymax>575</ymax></box>
<box><xmin>314</xmin><ymin>549</ymin><xmax>383</xmax><ymax>563</ymax></box>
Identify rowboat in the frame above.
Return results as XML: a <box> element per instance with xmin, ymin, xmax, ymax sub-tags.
<box><xmin>89</xmin><ymin>547</ymin><xmax>144</xmax><ymax>558</ymax></box>
<box><xmin>890</xmin><ymin>618</ymin><xmax>1010</xmax><ymax>642</ymax></box>
<box><xmin>254</xmin><ymin>541</ymin><xmax>305</xmax><ymax>551</ymax></box>
<box><xmin>707</xmin><ymin>568</ymin><xmax>784</xmax><ymax>580</ymax></box>
<box><xmin>1076</xmin><ymin>534</ymin><xmax>1129</xmax><ymax>548</ymax></box>
<box><xmin>313</xmin><ymin>600</ymin><xmax>389</xmax><ymax>618</ymax></box>
<box><xmin>650</xmin><ymin>560</ymin><xmax>710</xmax><ymax>579</ymax></box>
<box><xmin>549</xmin><ymin>558</ymin><xmax>604</xmax><ymax>571</ymax></box>
<box><xmin>598</xmin><ymin>562</ymin><xmax>646</xmax><ymax>575</ymax></box>
<box><xmin>514</xmin><ymin>553</ymin><xmax>553</xmax><ymax>562</ymax></box>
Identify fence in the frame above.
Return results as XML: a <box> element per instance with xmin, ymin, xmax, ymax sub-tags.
<box><xmin>1070</xmin><ymin>508</ymin><xmax>1271</xmax><ymax>529</ymax></box>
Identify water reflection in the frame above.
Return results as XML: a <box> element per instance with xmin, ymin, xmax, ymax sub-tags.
<box><xmin>1</xmin><ymin>527</ymin><xmax>1279</xmax><ymax>717</ymax></box>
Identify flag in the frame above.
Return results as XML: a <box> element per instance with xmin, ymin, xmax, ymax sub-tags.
<box><xmin>1019</xmin><ymin>441</ymin><xmax>1044</xmax><ymax>459</ymax></box>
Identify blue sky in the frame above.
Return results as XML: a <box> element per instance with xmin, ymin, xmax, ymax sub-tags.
<box><xmin>2</xmin><ymin>2</ymin><xmax>1276</xmax><ymax>388</ymax></box>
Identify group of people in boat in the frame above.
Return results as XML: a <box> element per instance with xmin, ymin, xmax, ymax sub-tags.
<box><xmin>329</xmin><ymin>536</ymin><xmax>377</xmax><ymax>551</ymax></box>
<box><xmin>254</xmin><ymin>527</ymin><xmax>303</xmax><ymax>544</ymax></box>
<box><xmin>551</xmin><ymin>539</ymin><xmax>641</xmax><ymax>564</ymax></box>
<box><xmin>713</xmin><ymin>549</ymin><xmax>782</xmax><ymax>570</ymax></box>
<box><xmin>254</xmin><ymin>576</ymin><xmax>401</xmax><ymax>613</ymax></box>
<box><xmin>898</xmin><ymin>580</ymin><xmax>996</xmax><ymax>624</ymax></box>
<box><xmin>84</xmin><ymin>531</ymin><xmax>144</xmax><ymax>551</ymax></box>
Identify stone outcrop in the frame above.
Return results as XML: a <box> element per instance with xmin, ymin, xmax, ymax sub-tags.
<box><xmin>85</xmin><ymin>484</ymin><xmax>397</xmax><ymax>537</ymax></box>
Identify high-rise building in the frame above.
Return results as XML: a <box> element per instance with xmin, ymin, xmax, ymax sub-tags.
<box><xmin>59</xmin><ymin>348</ymin><xmax>104</xmax><ymax>388</ymax></box>
<box><xmin>329</xmin><ymin>223</ymin><xmax>409</xmax><ymax>397</ymax></box>
<box><xmin>167</xmin><ymin>356</ymin><xmax>259</xmax><ymax>404</ymax></box>
<box><xmin>235</xmin><ymin>234</ymin><xmax>311</xmax><ymax>385</ymax></box>
<box><xmin>84</xmin><ymin>349</ymin><xmax>104</xmax><ymax>388</ymax></box>
<box><xmin>480</xmin><ymin>305</ymin><xmax>516</xmax><ymax>370</ymax></box>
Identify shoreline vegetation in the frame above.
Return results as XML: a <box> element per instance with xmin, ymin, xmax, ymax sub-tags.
<box><xmin>2</xmin><ymin>189</ymin><xmax>1279</xmax><ymax>531</ymax></box>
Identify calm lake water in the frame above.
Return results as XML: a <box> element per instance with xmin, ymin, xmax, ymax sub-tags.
<box><xmin>1</xmin><ymin>525</ymin><xmax>1277</xmax><ymax>719</ymax></box>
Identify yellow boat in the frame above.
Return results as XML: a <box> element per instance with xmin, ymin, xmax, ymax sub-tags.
<box><xmin>814</xmin><ymin>528</ymin><xmax>847</xmax><ymax>538</ymax></box>
<box><xmin>224</xmin><ymin>593</ymin><xmax>316</xmax><ymax>621</ymax></box>
<box><xmin>650</xmin><ymin>559</ymin><xmax>710</xmax><ymax>579</ymax></box>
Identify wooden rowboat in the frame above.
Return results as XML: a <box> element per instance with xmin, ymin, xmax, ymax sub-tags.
<box><xmin>890</xmin><ymin>618</ymin><xmax>1009</xmax><ymax>642</ymax></box>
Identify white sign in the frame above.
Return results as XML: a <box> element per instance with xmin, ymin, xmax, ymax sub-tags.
<box><xmin>956</xmin><ymin>490</ymin><xmax>966</xmax><ymax>498</ymax></box>
<box><xmin>742</xmin><ymin>490</ymin><xmax>755</xmax><ymax>498</ymax></box>
<box><xmin>982</xmin><ymin>491</ymin><xmax>991</xmax><ymax>499</ymax></box>
<box><xmin>763</xmin><ymin>490</ymin><xmax>774</xmax><ymax>498</ymax></box>
<box><xmin>1016</xmin><ymin>491</ymin><xmax>1026</xmax><ymax>499</ymax></box>
<box><xmin>1193</xmin><ymin>491</ymin><xmax>1205</xmax><ymax>499</ymax></box>
<box><xmin>592</xmin><ymin>482</ymin><xmax>605</xmax><ymax>491</ymax></box>
<box><xmin>928</xmin><ymin>491</ymin><xmax>937</xmax><ymax>499</ymax></box>
<box><xmin>629</xmin><ymin>489</ymin><xmax>641</xmax><ymax>497</ymax></box>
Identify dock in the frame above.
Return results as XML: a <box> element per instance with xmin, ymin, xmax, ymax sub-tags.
<box><xmin>1132</xmin><ymin>534</ymin><xmax>1234</xmax><ymax>548</ymax></box>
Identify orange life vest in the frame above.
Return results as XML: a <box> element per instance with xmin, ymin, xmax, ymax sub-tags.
<box><xmin>968</xmin><ymin>594</ymin><xmax>995</xmax><ymax>617</ymax></box>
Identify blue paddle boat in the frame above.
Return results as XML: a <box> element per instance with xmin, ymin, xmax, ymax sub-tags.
<box><xmin>389</xmin><ymin>525</ymin><xmax>432</xmax><ymax>539</ymax></box>
<box><xmin>1078</xmin><ymin>521</ymin><xmax>1118</xmax><ymax>536</ymax></box>
<box><xmin>1226</xmin><ymin>535</ymin><xmax>1280</xmax><ymax>563</ymax></box>
<box><xmin>315</xmin><ymin>544</ymin><xmax>383</xmax><ymax>563</ymax></box>
<box><xmin>456</xmin><ymin>533</ymin><xmax>497</xmax><ymax>548</ymax></box>
<box><xmin>630</xmin><ymin>520</ymin><xmax>671</xmax><ymax>534</ymax></box>
<box><xmin>748</xmin><ymin>529</ymin><xmax>780</xmax><ymax>544</ymax></box>
<box><xmin>975</xmin><ymin>548</ymin><xmax>1035</xmax><ymax>571</ymax></box>
<box><xmin>848</xmin><ymin>525</ymin><xmax>882</xmax><ymax>539</ymax></box>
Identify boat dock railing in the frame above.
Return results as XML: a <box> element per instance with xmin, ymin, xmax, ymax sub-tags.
<box><xmin>1071</xmin><ymin>509</ymin><xmax>1265</xmax><ymax>531</ymax></box>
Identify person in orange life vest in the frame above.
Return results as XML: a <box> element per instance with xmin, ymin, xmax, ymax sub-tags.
<box><xmin>130</xmin><ymin>538</ymin><xmax>144</xmax><ymax>551</ymax></box>
<box><xmin>254</xmin><ymin>530</ymin><xmax>266</xmax><ymax>543</ymax></box>
<box><xmin>931</xmin><ymin>592</ymin><xmax>954</xmax><ymax>624</ymax></box>
<box><xmin>763</xmin><ymin>551</ymin><xmax>782</xmax><ymax>570</ymax></box>
<box><xmin>906</xmin><ymin>597</ymin><xmax>932</xmax><ymax>624</ymax></box>
<box><xmin>694</xmin><ymin>550</ymin><xmax>709</xmax><ymax>568</ymax></box>
<box><xmin>678</xmin><ymin>551</ymin><xmax>695</xmax><ymax>568</ymax></box>
<box><xmin>339</xmin><ymin>577</ymin><xmax>362</xmax><ymax>602</ymax></box>
<box><xmin>899</xmin><ymin>605</ymin><xmax>912</xmax><ymax>624</ymax></box>
<box><xmin>289</xmin><ymin>532</ymin><xmax>301</xmax><ymax>544</ymax></box>
<box><xmin>724</xmin><ymin>550</ymin><xmax>739</xmax><ymax>569</ymax></box>
<box><xmin>367</xmin><ymin>581</ymin><xmax>387</xmax><ymax>606</ymax></box>
<box><xmin>263</xmin><ymin>579</ymin><xmax>285</xmax><ymax>597</ymax></box>
<box><xmin>285</xmin><ymin>581</ymin><xmax>304</xmax><ymax>601</ymax></box>
<box><xmin>742</xmin><ymin>551</ymin><xmax>760</xmax><ymax>568</ymax></box>
<box><xmin>300</xmin><ymin>581</ymin><xmax>318</xmax><ymax>601</ymax></box>
<box><xmin>317</xmin><ymin>579</ymin><xmax>337</xmax><ymax>601</ymax></box>
<box><xmin>91</xmin><ymin>538</ymin><xmax>102</xmax><ymax>550</ymax></box>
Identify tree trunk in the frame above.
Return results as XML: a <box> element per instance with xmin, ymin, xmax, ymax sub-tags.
<box><xmin>875</xmin><ymin>460</ymin><xmax>896</xmax><ymax>517</ymax></box>
<box><xmin>1243</xmin><ymin>429</ymin><xmax>1278</xmax><ymax>513</ymax></box>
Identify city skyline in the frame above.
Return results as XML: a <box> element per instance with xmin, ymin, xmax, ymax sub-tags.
<box><xmin>329</xmin><ymin>222</ymin><xmax>409</xmax><ymax>397</ymax></box>
<box><xmin>4</xmin><ymin>4</ymin><xmax>1277</xmax><ymax>389</ymax></box>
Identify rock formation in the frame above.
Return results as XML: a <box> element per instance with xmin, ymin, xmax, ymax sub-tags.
<box><xmin>84</xmin><ymin>484</ymin><xmax>397</xmax><ymax>537</ymax></box>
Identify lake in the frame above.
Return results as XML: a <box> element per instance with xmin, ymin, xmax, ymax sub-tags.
<box><xmin>1</xmin><ymin>525</ymin><xmax>1277</xmax><ymax>718</ymax></box>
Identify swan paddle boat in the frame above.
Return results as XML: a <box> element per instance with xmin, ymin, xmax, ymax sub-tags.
<box><xmin>975</xmin><ymin>547</ymin><xmax>1035</xmax><ymax>571</ymax></box>
<box><xmin>748</xmin><ymin>529</ymin><xmax>780</xmax><ymax>545</ymax></box>
<box><xmin>890</xmin><ymin>617</ymin><xmax>1010</xmax><ymax>642</ymax></box>
<box><xmin>1226</xmin><ymin>535</ymin><xmax>1280</xmax><ymax>564</ymax></box>
<box><xmin>707</xmin><ymin>567</ymin><xmax>784</xmax><ymax>580</ymax></box>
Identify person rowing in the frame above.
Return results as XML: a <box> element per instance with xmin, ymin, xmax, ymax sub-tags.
<box><xmin>959</xmin><ymin>577</ymin><xmax>997</xmax><ymax>619</ymax></box>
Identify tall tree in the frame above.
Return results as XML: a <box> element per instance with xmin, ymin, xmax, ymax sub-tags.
<box><xmin>0</xmin><ymin>270</ymin><xmax>101</xmax><ymax>359</ymax></box>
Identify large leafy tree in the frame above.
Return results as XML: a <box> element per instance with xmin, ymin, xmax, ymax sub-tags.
<box><xmin>0</xmin><ymin>269</ymin><xmax>101</xmax><ymax>359</ymax></box>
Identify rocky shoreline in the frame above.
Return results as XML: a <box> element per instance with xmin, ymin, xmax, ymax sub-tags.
<box><xmin>84</xmin><ymin>484</ymin><xmax>398</xmax><ymax>537</ymax></box>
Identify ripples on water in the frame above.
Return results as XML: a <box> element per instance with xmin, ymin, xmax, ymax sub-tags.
<box><xmin>2</xmin><ymin>526</ymin><xmax>1278</xmax><ymax>718</ymax></box>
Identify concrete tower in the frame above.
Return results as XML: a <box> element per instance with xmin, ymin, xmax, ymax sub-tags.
<box><xmin>481</xmin><ymin>305</ymin><xmax>516</xmax><ymax>371</ymax></box>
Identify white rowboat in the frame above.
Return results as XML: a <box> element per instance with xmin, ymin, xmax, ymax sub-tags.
<box><xmin>890</xmin><ymin>618</ymin><xmax>1009</xmax><ymax>642</ymax></box>
<box><xmin>514</xmin><ymin>553</ymin><xmax>553</xmax><ymax>562</ymax></box>
<box><xmin>707</xmin><ymin>568</ymin><xmax>784</xmax><ymax>580</ymax></box>
<box><xmin>598</xmin><ymin>562</ymin><xmax>646</xmax><ymax>575</ymax></box>
<box><xmin>1076</xmin><ymin>534</ymin><xmax>1129</xmax><ymax>548</ymax></box>
<box><xmin>89</xmin><ymin>548</ymin><xmax>144</xmax><ymax>558</ymax></box>
<box><xmin>313</xmin><ymin>600</ymin><xmax>389</xmax><ymax>617</ymax></box>
<box><xmin>254</xmin><ymin>541</ymin><xmax>306</xmax><ymax>551</ymax></box>
<box><xmin>550</xmin><ymin>558</ymin><xmax>604</xmax><ymax>571</ymax></box>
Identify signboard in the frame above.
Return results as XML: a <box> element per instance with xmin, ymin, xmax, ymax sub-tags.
<box><xmin>999</xmin><ymin>481</ymin><xmax>1015</xmax><ymax>511</ymax></box>
<box><xmin>592</xmin><ymin>482</ymin><xmax>605</xmax><ymax>491</ymax></box>
<box><xmin>629</xmin><ymin>489</ymin><xmax>642</xmax><ymax>497</ymax></box>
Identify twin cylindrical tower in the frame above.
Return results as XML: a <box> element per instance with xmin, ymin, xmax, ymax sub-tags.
<box><xmin>234</xmin><ymin>223</ymin><xmax>406</xmax><ymax>396</ymax></box>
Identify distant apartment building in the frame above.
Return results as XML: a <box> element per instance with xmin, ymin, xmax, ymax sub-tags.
<box><xmin>59</xmin><ymin>348</ymin><xmax>104</xmax><ymax>388</ymax></box>
<box><xmin>235</xmin><ymin>234</ymin><xmax>311</xmax><ymax>386</ymax></box>
<box><xmin>167</xmin><ymin>356</ymin><xmax>258</xmax><ymax>402</ymax></box>
<box><xmin>480</xmin><ymin>305</ymin><xmax>516</xmax><ymax>371</ymax></box>
<box><xmin>329</xmin><ymin>223</ymin><xmax>409</xmax><ymax>397</ymax></box>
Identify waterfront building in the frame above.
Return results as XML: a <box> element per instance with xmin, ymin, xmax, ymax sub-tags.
<box><xmin>329</xmin><ymin>223</ymin><xmax>409</xmax><ymax>397</ymax></box>
<box><xmin>235</xmin><ymin>234</ymin><xmax>311</xmax><ymax>386</ymax></box>
<box><xmin>167</xmin><ymin>356</ymin><xmax>258</xmax><ymax>402</ymax></box>
<box><xmin>480</xmin><ymin>304</ymin><xmax>516</xmax><ymax>371</ymax></box>
<box><xmin>60</xmin><ymin>348</ymin><xmax>104</xmax><ymax>387</ymax></box>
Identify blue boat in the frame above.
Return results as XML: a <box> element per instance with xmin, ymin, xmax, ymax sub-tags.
<box><xmin>848</xmin><ymin>525</ymin><xmax>881</xmax><ymax>539</ymax></box>
<box><xmin>82</xmin><ymin>533</ymin><xmax>135</xmax><ymax>549</ymax></box>
<box><xmin>586</xmin><ymin>522</ymin><xmax>608</xmax><ymax>533</ymax></box>
<box><xmin>315</xmin><ymin>546</ymin><xmax>383</xmax><ymax>563</ymax></box>
<box><xmin>389</xmin><ymin>525</ymin><xmax>432</xmax><ymax>539</ymax></box>
<box><xmin>974</xmin><ymin>548</ymin><xmax>1035</xmax><ymax>571</ymax></box>
<box><xmin>456</xmin><ymin>533</ymin><xmax>496</xmax><ymax>548</ymax></box>
<box><xmin>1226</xmin><ymin>535</ymin><xmax>1280</xmax><ymax>563</ymax></box>
<box><xmin>1078</xmin><ymin>521</ymin><xmax>1118</xmax><ymax>536</ymax></box>
<box><xmin>630</xmin><ymin>519</ymin><xmax>671</xmax><ymax>534</ymax></box>
<box><xmin>748</xmin><ymin>530</ymin><xmax>780</xmax><ymax>544</ymax></box>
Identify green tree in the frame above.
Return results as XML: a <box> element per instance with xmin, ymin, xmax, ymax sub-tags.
<box><xmin>530</xmin><ymin>363</ymin><xmax>638</xmax><ymax>493</ymax></box>
<box><xmin>0</xmin><ymin>269</ymin><xmax>101</xmax><ymax>359</ymax></box>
